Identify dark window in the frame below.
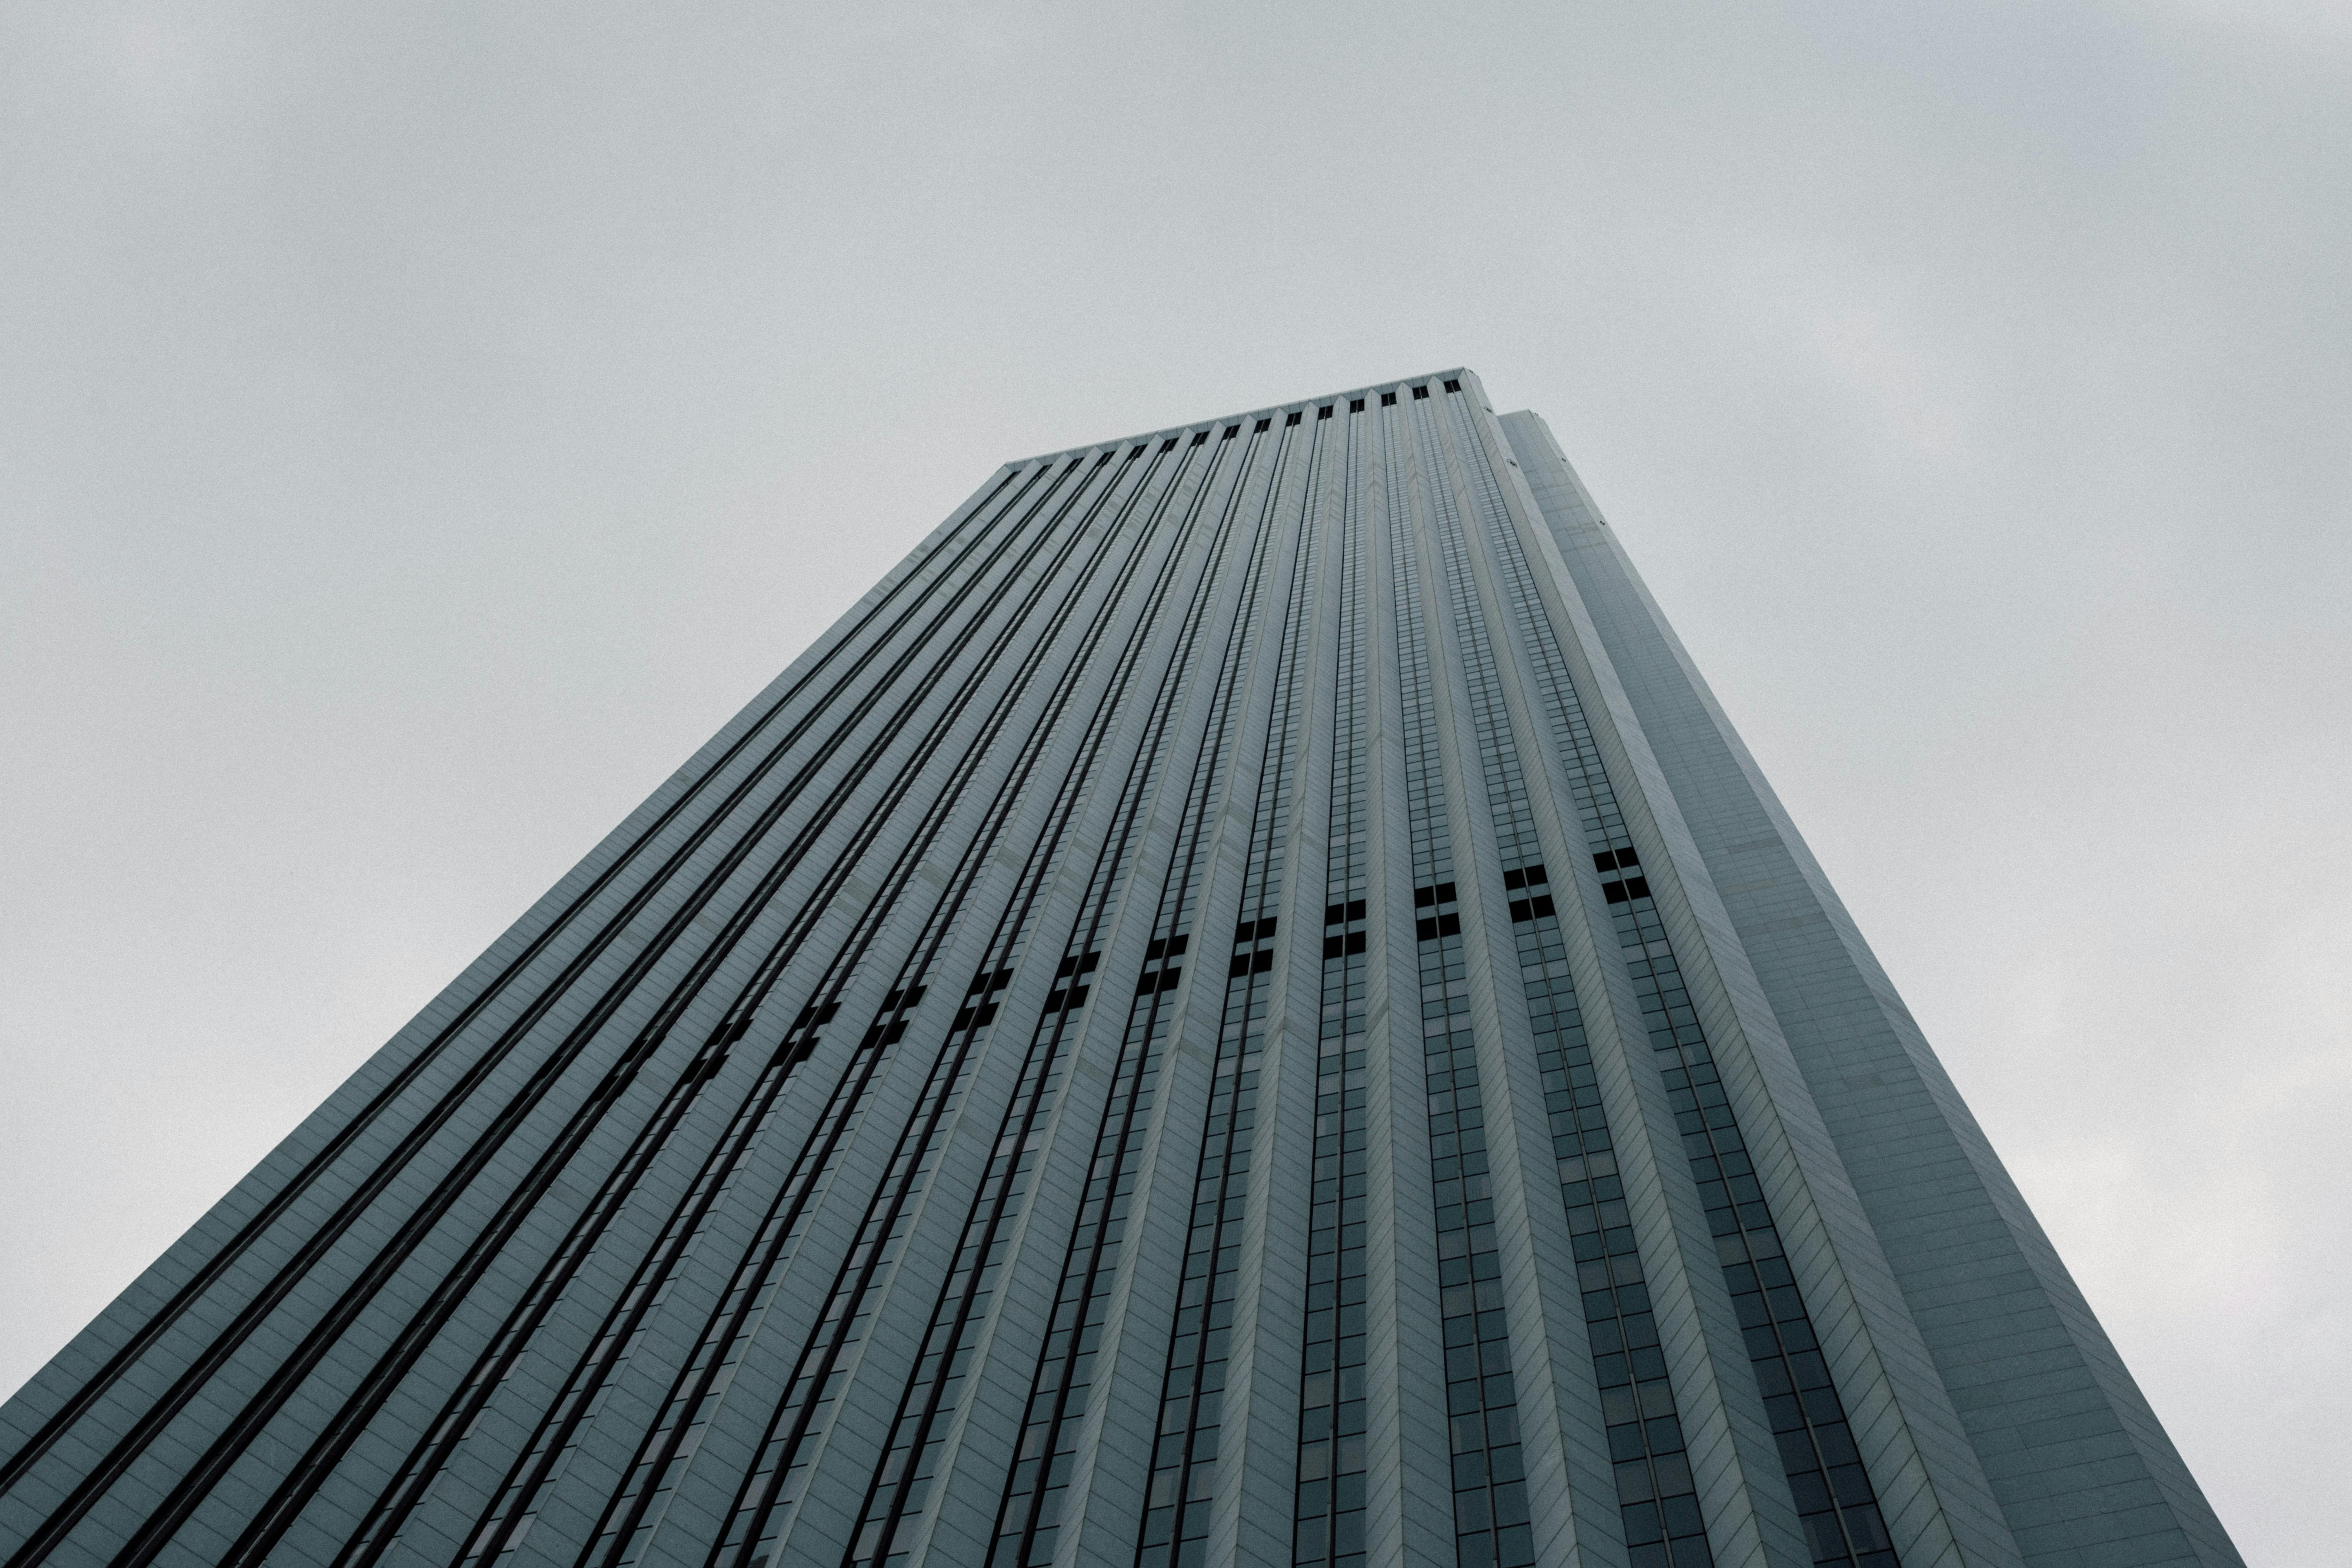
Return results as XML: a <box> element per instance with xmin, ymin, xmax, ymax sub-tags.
<box><xmin>1161</xmin><ymin>437</ymin><xmax>1177</xmax><ymax>453</ymax></box>
<box><xmin>1230</xmin><ymin>954</ymin><xmax>1253</xmax><ymax>977</ymax></box>
<box><xmin>1324</xmin><ymin>935</ymin><xmax>1344</xmax><ymax>960</ymax></box>
<box><xmin>1191</xmin><ymin>431</ymin><xmax>1209</xmax><ymax>447</ymax></box>
<box><xmin>1064</xmin><ymin>458</ymin><xmax>1081</xmax><ymax>472</ymax></box>
<box><xmin>1411</xmin><ymin>385</ymin><xmax>1429</xmax><ymax>400</ymax></box>
<box><xmin>1094</xmin><ymin>451</ymin><xmax>1111</xmax><ymax>466</ymax></box>
<box><xmin>1345</xmin><ymin>931</ymin><xmax>1366</xmax><ymax>954</ymax></box>
<box><xmin>1254</xmin><ymin>417</ymin><xmax>1271</xmax><ymax>433</ymax></box>
<box><xmin>1285</xmin><ymin>410</ymin><xmax>1301</xmax><ymax>426</ymax></box>
<box><xmin>1623</xmin><ymin>877</ymin><xmax>1651</xmax><ymax>900</ymax></box>
<box><xmin>1223</xmin><ymin>424</ymin><xmax>1240</xmax><ymax>440</ymax></box>
<box><xmin>1380</xmin><ymin>391</ymin><xmax>1397</xmax><ymax>406</ymax></box>
<box><xmin>1318</xmin><ymin>405</ymin><xmax>1334</xmax><ymax>420</ymax></box>
<box><xmin>1444</xmin><ymin>379</ymin><xmax>1462</xmax><ymax>393</ymax></box>
<box><xmin>1350</xmin><ymin>398</ymin><xmax>1365</xmax><ymax>412</ymax></box>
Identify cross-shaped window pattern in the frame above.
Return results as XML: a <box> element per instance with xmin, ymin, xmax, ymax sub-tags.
<box><xmin>987</xmin><ymin>421</ymin><xmax>1293</xmax><ymax>1568</ymax></box>
<box><xmin>1454</xmin><ymin>393</ymin><xmax>1897</xmax><ymax>1568</ymax></box>
<box><xmin>1387</xmin><ymin>405</ymin><xmax>1532</xmax><ymax>1568</ymax></box>
<box><xmin>1417</xmin><ymin>392</ymin><xmax>1717</xmax><ymax>1568</ymax></box>
<box><xmin>1137</xmin><ymin>414</ymin><xmax>1324</xmax><ymax>1568</ymax></box>
<box><xmin>1291</xmin><ymin>406</ymin><xmax>1371</xmax><ymax>1568</ymax></box>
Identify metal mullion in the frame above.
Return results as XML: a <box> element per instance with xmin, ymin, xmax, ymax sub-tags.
<box><xmin>480</xmin><ymin>446</ymin><xmax>1163</xmax><ymax>1568</ymax></box>
<box><xmin>101</xmin><ymin>455</ymin><xmax>1104</xmax><ymax>1568</ymax></box>
<box><xmin>0</xmin><ymin>464</ymin><xmax>1056</xmax><ymax>1538</ymax></box>
<box><xmin>1416</xmin><ymin>389</ymin><xmax>1719</xmax><ymax>1568</ymax></box>
<box><xmin>982</xmin><ymin>425</ymin><xmax>1279</xmax><ymax>1568</ymax></box>
<box><xmin>1137</xmin><ymin>414</ymin><xmax>1322</xmax><ymax>1568</ymax></box>
<box><xmin>207</xmin><ymin>451</ymin><xmax>1115</xmax><ymax>1568</ymax></box>
<box><xmin>454</xmin><ymin>556</ymin><xmax>1118</xmax><ymax>1568</ymax></box>
<box><xmin>840</xmin><ymin>441</ymin><xmax>1238</xmax><ymax>1568</ymax></box>
<box><xmin>718</xmin><ymin>435</ymin><xmax>1254</xmax><ymax>1568</ymax></box>
<box><xmin>609</xmin><ymin>441</ymin><xmax>1214</xmax><ymax>1568</ymax></box>
<box><xmin>1460</xmin><ymin>405</ymin><xmax>1897</xmax><ymax>1568</ymax></box>
<box><xmin>720</xmin><ymin>710</ymin><xmax>1121</xmax><ymax>1565</ymax></box>
<box><xmin>9</xmin><ymin>463</ymin><xmax>1067</xmax><ymax>1563</ymax></box>
<box><xmin>1438</xmin><ymin>386</ymin><xmax>1755</xmax><ymax>1567</ymax></box>
<box><xmin>1383</xmin><ymin>386</ymin><xmax>1545</xmax><ymax>1568</ymax></box>
<box><xmin>774</xmin><ymin>448</ymin><xmax>1208</xmax><ymax>1568</ymax></box>
<box><xmin>1023</xmin><ymin>420</ymin><xmax>1296</xmax><ymax>1568</ymax></box>
<box><xmin>1292</xmin><ymin>397</ymin><xmax>1372</xmax><ymax>1568</ymax></box>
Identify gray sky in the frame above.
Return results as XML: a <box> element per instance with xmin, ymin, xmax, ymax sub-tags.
<box><xmin>3</xmin><ymin>4</ymin><xmax>2345</xmax><ymax>1558</ymax></box>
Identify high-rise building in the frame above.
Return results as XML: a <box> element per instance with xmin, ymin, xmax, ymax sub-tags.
<box><xmin>0</xmin><ymin>371</ymin><xmax>2239</xmax><ymax>1568</ymax></box>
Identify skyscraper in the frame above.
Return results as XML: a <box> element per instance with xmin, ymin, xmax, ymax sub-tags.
<box><xmin>0</xmin><ymin>371</ymin><xmax>2239</xmax><ymax>1568</ymax></box>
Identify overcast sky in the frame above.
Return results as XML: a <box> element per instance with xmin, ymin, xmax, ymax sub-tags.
<box><xmin>3</xmin><ymin>4</ymin><xmax>2346</xmax><ymax>1559</ymax></box>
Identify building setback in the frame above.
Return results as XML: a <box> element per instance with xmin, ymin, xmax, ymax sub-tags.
<box><xmin>0</xmin><ymin>371</ymin><xmax>2241</xmax><ymax>1568</ymax></box>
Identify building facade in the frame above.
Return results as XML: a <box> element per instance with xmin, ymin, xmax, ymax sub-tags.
<box><xmin>0</xmin><ymin>372</ymin><xmax>2240</xmax><ymax>1568</ymax></box>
